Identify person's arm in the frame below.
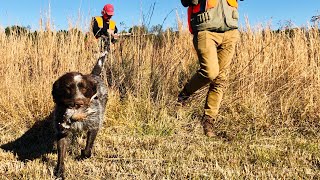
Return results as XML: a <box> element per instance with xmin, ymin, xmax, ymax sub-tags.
<box><xmin>92</xmin><ymin>18</ymin><xmax>102</xmax><ymax>38</ymax></box>
<box><xmin>111</xmin><ymin>25</ymin><xmax>118</xmax><ymax>44</ymax></box>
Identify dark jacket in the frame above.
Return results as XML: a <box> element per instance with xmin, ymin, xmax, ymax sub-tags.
<box><xmin>92</xmin><ymin>16</ymin><xmax>118</xmax><ymax>39</ymax></box>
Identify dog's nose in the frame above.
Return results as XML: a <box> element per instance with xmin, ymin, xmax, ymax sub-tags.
<box><xmin>74</xmin><ymin>99</ymin><xmax>85</xmax><ymax>109</ymax></box>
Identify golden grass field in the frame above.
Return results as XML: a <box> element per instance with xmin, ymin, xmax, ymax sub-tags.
<box><xmin>0</xmin><ymin>22</ymin><xmax>320</xmax><ymax>179</ymax></box>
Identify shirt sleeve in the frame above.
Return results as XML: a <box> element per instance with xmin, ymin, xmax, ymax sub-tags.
<box><xmin>92</xmin><ymin>17</ymin><xmax>101</xmax><ymax>38</ymax></box>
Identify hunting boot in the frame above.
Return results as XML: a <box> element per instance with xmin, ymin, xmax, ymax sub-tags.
<box><xmin>201</xmin><ymin>115</ymin><xmax>215</xmax><ymax>137</ymax></box>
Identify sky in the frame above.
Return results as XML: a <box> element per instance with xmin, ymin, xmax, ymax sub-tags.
<box><xmin>0</xmin><ymin>0</ymin><xmax>319</xmax><ymax>32</ymax></box>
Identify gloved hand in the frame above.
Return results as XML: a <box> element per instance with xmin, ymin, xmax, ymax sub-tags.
<box><xmin>181</xmin><ymin>0</ymin><xmax>198</xmax><ymax>7</ymax></box>
<box><xmin>106</xmin><ymin>29</ymin><xmax>118</xmax><ymax>43</ymax></box>
<box><xmin>112</xmin><ymin>34</ymin><xmax>119</xmax><ymax>44</ymax></box>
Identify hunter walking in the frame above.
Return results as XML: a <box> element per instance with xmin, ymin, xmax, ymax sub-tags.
<box><xmin>178</xmin><ymin>0</ymin><xmax>240</xmax><ymax>137</ymax></box>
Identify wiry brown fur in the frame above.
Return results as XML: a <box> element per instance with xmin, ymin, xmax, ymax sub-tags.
<box><xmin>52</xmin><ymin>56</ymin><xmax>108</xmax><ymax>179</ymax></box>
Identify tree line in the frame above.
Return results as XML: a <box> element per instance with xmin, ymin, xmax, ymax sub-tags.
<box><xmin>3</xmin><ymin>24</ymin><xmax>176</xmax><ymax>37</ymax></box>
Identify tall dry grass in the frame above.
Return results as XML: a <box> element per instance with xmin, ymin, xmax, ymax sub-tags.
<box><xmin>0</xmin><ymin>21</ymin><xmax>320</xmax><ymax>179</ymax></box>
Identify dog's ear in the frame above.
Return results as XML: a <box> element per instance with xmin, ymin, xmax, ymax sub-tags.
<box><xmin>52</xmin><ymin>79</ymin><xmax>61</xmax><ymax>104</ymax></box>
<box><xmin>82</xmin><ymin>75</ymin><xmax>98</xmax><ymax>98</ymax></box>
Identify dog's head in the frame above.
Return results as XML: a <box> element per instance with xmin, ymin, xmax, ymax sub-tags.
<box><xmin>52</xmin><ymin>72</ymin><xmax>98</xmax><ymax>109</ymax></box>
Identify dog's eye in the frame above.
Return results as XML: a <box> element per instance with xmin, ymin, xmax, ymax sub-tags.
<box><xmin>65</xmin><ymin>84</ymin><xmax>75</xmax><ymax>95</ymax></box>
<box><xmin>78</xmin><ymin>83</ymin><xmax>87</xmax><ymax>94</ymax></box>
<box><xmin>78</xmin><ymin>82</ymin><xmax>86</xmax><ymax>89</ymax></box>
<box><xmin>64</xmin><ymin>86</ymin><xmax>71</xmax><ymax>94</ymax></box>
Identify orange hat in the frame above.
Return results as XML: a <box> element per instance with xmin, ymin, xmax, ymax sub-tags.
<box><xmin>102</xmin><ymin>4</ymin><xmax>114</xmax><ymax>16</ymax></box>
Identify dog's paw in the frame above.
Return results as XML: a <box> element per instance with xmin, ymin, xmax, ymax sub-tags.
<box><xmin>80</xmin><ymin>149</ymin><xmax>92</xmax><ymax>159</ymax></box>
<box><xmin>54</xmin><ymin>166</ymin><xmax>65</xmax><ymax>180</ymax></box>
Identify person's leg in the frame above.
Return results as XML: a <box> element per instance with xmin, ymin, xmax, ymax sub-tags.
<box><xmin>203</xmin><ymin>29</ymin><xmax>239</xmax><ymax>137</ymax></box>
<box><xmin>178</xmin><ymin>31</ymin><xmax>223</xmax><ymax>102</ymax></box>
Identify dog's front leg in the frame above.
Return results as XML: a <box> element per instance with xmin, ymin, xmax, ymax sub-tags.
<box><xmin>81</xmin><ymin>129</ymin><xmax>98</xmax><ymax>159</ymax></box>
<box><xmin>55</xmin><ymin>135</ymin><xmax>68</xmax><ymax>179</ymax></box>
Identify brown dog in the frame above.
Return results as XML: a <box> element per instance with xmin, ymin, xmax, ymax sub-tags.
<box><xmin>52</xmin><ymin>56</ymin><xmax>108</xmax><ymax>179</ymax></box>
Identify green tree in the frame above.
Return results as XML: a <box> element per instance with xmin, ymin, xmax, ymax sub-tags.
<box><xmin>128</xmin><ymin>25</ymin><xmax>148</xmax><ymax>34</ymax></box>
<box><xmin>150</xmin><ymin>24</ymin><xmax>163</xmax><ymax>35</ymax></box>
<box><xmin>311</xmin><ymin>15</ymin><xmax>320</xmax><ymax>24</ymax></box>
<box><xmin>5</xmin><ymin>25</ymin><xmax>29</xmax><ymax>36</ymax></box>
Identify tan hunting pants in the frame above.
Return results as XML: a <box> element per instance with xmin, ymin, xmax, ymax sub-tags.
<box><xmin>184</xmin><ymin>29</ymin><xmax>239</xmax><ymax>118</ymax></box>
